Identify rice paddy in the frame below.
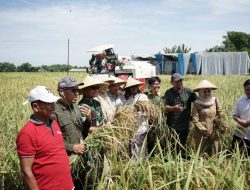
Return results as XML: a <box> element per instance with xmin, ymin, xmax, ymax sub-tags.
<box><xmin>0</xmin><ymin>72</ymin><xmax>249</xmax><ymax>189</ymax></box>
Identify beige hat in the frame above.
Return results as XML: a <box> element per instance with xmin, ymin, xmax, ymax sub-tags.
<box><xmin>193</xmin><ymin>80</ymin><xmax>217</xmax><ymax>92</ymax></box>
<box><xmin>91</xmin><ymin>74</ymin><xmax>115</xmax><ymax>83</ymax></box>
<box><xmin>105</xmin><ymin>75</ymin><xmax>126</xmax><ymax>86</ymax></box>
<box><xmin>123</xmin><ymin>77</ymin><xmax>144</xmax><ymax>89</ymax></box>
<box><xmin>78</xmin><ymin>75</ymin><xmax>108</xmax><ymax>90</ymax></box>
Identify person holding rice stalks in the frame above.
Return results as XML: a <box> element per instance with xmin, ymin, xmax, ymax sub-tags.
<box><xmin>17</xmin><ymin>86</ymin><xmax>74</xmax><ymax>190</ymax></box>
<box><xmin>54</xmin><ymin>76</ymin><xmax>90</xmax><ymax>155</ymax></box>
<box><xmin>163</xmin><ymin>73</ymin><xmax>197</xmax><ymax>156</ymax></box>
<box><xmin>232</xmin><ymin>79</ymin><xmax>250</xmax><ymax>156</ymax></box>
<box><xmin>78</xmin><ymin>76</ymin><xmax>107</xmax><ymax>131</ymax></box>
<box><xmin>53</xmin><ymin>76</ymin><xmax>91</xmax><ymax>190</ymax></box>
<box><xmin>78</xmin><ymin>75</ymin><xmax>108</xmax><ymax>189</ymax></box>
<box><xmin>145</xmin><ymin>76</ymin><xmax>165</xmax><ymax>156</ymax></box>
<box><xmin>192</xmin><ymin>80</ymin><xmax>224</xmax><ymax>156</ymax></box>
<box><xmin>123</xmin><ymin>77</ymin><xmax>149</xmax><ymax>160</ymax></box>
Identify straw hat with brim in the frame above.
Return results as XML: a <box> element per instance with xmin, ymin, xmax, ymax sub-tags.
<box><xmin>78</xmin><ymin>76</ymin><xmax>108</xmax><ymax>91</ymax></box>
<box><xmin>193</xmin><ymin>80</ymin><xmax>217</xmax><ymax>92</ymax></box>
<box><xmin>105</xmin><ymin>75</ymin><xmax>126</xmax><ymax>86</ymax></box>
<box><xmin>91</xmin><ymin>75</ymin><xmax>115</xmax><ymax>83</ymax></box>
<box><xmin>123</xmin><ymin>77</ymin><xmax>144</xmax><ymax>89</ymax></box>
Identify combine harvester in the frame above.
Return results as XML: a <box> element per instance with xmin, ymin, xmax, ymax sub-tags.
<box><xmin>87</xmin><ymin>44</ymin><xmax>156</xmax><ymax>90</ymax></box>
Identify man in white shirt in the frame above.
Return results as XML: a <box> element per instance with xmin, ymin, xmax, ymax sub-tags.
<box><xmin>232</xmin><ymin>79</ymin><xmax>250</xmax><ymax>156</ymax></box>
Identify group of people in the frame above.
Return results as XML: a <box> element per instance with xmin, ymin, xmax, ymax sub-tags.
<box><xmin>16</xmin><ymin>73</ymin><xmax>250</xmax><ymax>190</ymax></box>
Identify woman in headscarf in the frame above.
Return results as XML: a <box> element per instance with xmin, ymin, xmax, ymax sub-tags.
<box><xmin>192</xmin><ymin>80</ymin><xmax>223</xmax><ymax>156</ymax></box>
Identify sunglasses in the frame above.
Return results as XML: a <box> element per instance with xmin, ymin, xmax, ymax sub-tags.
<box><xmin>63</xmin><ymin>88</ymin><xmax>78</xmax><ymax>93</ymax></box>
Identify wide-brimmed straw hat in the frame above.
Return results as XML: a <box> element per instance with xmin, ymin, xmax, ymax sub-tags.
<box><xmin>78</xmin><ymin>76</ymin><xmax>108</xmax><ymax>90</ymax></box>
<box><xmin>105</xmin><ymin>75</ymin><xmax>126</xmax><ymax>86</ymax></box>
<box><xmin>123</xmin><ymin>77</ymin><xmax>144</xmax><ymax>89</ymax></box>
<box><xmin>91</xmin><ymin>75</ymin><xmax>114</xmax><ymax>83</ymax></box>
<box><xmin>193</xmin><ymin>80</ymin><xmax>217</xmax><ymax>92</ymax></box>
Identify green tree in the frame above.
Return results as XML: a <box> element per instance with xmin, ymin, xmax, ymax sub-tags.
<box><xmin>223</xmin><ymin>31</ymin><xmax>250</xmax><ymax>54</ymax></box>
<box><xmin>17</xmin><ymin>62</ymin><xmax>34</xmax><ymax>72</ymax></box>
<box><xmin>206</xmin><ymin>45</ymin><xmax>225</xmax><ymax>52</ymax></box>
<box><xmin>0</xmin><ymin>62</ymin><xmax>16</xmax><ymax>72</ymax></box>
<box><xmin>163</xmin><ymin>44</ymin><xmax>191</xmax><ymax>54</ymax></box>
<box><xmin>207</xmin><ymin>31</ymin><xmax>250</xmax><ymax>54</ymax></box>
<box><xmin>46</xmin><ymin>64</ymin><xmax>72</xmax><ymax>72</ymax></box>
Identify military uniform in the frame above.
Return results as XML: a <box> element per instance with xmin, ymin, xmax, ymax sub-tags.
<box><xmin>78</xmin><ymin>97</ymin><xmax>104</xmax><ymax>127</ymax></box>
<box><xmin>78</xmin><ymin>97</ymin><xmax>105</xmax><ymax>189</ymax></box>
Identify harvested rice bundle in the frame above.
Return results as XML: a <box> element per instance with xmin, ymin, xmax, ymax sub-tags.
<box><xmin>134</xmin><ymin>100</ymin><xmax>163</xmax><ymax>126</ymax></box>
<box><xmin>134</xmin><ymin>100</ymin><xmax>167</xmax><ymax>141</ymax></box>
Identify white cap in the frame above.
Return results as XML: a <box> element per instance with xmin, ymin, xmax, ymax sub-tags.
<box><xmin>23</xmin><ymin>86</ymin><xmax>60</xmax><ymax>105</ymax></box>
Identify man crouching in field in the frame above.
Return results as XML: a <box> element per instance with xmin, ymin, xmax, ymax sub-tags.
<box><xmin>16</xmin><ymin>86</ymin><xmax>74</xmax><ymax>190</ymax></box>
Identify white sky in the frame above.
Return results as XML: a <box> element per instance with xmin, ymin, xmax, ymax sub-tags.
<box><xmin>0</xmin><ymin>0</ymin><xmax>249</xmax><ymax>67</ymax></box>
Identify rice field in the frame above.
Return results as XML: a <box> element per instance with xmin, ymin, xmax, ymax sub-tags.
<box><xmin>0</xmin><ymin>72</ymin><xmax>249</xmax><ymax>190</ymax></box>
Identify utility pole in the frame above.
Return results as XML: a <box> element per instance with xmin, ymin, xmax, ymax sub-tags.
<box><xmin>67</xmin><ymin>38</ymin><xmax>70</xmax><ymax>75</ymax></box>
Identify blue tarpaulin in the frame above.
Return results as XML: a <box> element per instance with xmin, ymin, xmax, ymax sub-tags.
<box><xmin>190</xmin><ymin>53</ymin><xmax>197</xmax><ymax>73</ymax></box>
<box><xmin>178</xmin><ymin>53</ymin><xmax>184</xmax><ymax>75</ymax></box>
<box><xmin>155</xmin><ymin>52</ymin><xmax>165</xmax><ymax>74</ymax></box>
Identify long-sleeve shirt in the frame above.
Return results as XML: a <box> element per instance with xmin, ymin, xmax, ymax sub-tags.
<box><xmin>192</xmin><ymin>98</ymin><xmax>222</xmax><ymax>134</ymax></box>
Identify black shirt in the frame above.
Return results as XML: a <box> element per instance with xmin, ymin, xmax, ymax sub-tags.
<box><xmin>163</xmin><ymin>87</ymin><xmax>197</xmax><ymax>131</ymax></box>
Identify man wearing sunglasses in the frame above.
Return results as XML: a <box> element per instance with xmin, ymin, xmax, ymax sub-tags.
<box><xmin>53</xmin><ymin>76</ymin><xmax>91</xmax><ymax>190</ymax></box>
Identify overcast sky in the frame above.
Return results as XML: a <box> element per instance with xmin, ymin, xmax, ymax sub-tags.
<box><xmin>0</xmin><ymin>0</ymin><xmax>249</xmax><ymax>67</ymax></box>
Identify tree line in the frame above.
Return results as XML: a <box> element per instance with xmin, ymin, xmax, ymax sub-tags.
<box><xmin>1</xmin><ymin>31</ymin><xmax>249</xmax><ymax>72</ymax></box>
<box><xmin>0</xmin><ymin>62</ymin><xmax>86</xmax><ymax>72</ymax></box>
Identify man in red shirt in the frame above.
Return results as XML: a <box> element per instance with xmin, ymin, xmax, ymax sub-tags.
<box><xmin>16</xmin><ymin>86</ymin><xmax>74</xmax><ymax>190</ymax></box>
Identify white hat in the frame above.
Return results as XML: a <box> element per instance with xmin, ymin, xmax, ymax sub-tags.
<box><xmin>193</xmin><ymin>80</ymin><xmax>217</xmax><ymax>92</ymax></box>
<box><xmin>123</xmin><ymin>77</ymin><xmax>144</xmax><ymax>89</ymax></box>
<box><xmin>78</xmin><ymin>75</ymin><xmax>108</xmax><ymax>90</ymax></box>
<box><xmin>23</xmin><ymin>86</ymin><xmax>60</xmax><ymax>105</ymax></box>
